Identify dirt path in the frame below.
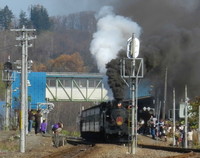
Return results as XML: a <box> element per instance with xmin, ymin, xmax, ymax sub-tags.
<box><xmin>0</xmin><ymin>131</ymin><xmax>188</xmax><ymax>158</ymax></box>
<box><xmin>0</xmin><ymin>130</ymin><xmax>72</xmax><ymax>158</ymax></box>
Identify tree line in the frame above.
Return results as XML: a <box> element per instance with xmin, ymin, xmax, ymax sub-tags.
<box><xmin>0</xmin><ymin>5</ymin><xmax>98</xmax><ymax>100</ymax></box>
<box><xmin>0</xmin><ymin>5</ymin><xmax>50</xmax><ymax>32</ymax></box>
<box><xmin>0</xmin><ymin>5</ymin><xmax>97</xmax><ymax>72</ymax></box>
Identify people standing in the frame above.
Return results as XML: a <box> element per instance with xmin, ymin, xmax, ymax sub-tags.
<box><xmin>149</xmin><ymin>115</ymin><xmax>157</xmax><ymax>139</ymax></box>
<box><xmin>40</xmin><ymin>120</ymin><xmax>47</xmax><ymax>134</ymax></box>
<box><xmin>34</xmin><ymin>109</ymin><xmax>42</xmax><ymax>134</ymax></box>
<box><xmin>188</xmin><ymin>129</ymin><xmax>193</xmax><ymax>148</ymax></box>
<box><xmin>175</xmin><ymin>128</ymin><xmax>181</xmax><ymax>146</ymax></box>
<box><xmin>28</xmin><ymin>110</ymin><xmax>35</xmax><ymax>133</ymax></box>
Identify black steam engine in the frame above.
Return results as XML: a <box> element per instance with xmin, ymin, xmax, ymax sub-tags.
<box><xmin>80</xmin><ymin>100</ymin><xmax>129</xmax><ymax>143</ymax></box>
<box><xmin>80</xmin><ymin>97</ymin><xmax>155</xmax><ymax>143</ymax></box>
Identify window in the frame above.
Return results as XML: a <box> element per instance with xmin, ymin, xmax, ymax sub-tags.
<box><xmin>89</xmin><ymin>79</ymin><xmax>102</xmax><ymax>87</ymax></box>
<box><xmin>64</xmin><ymin>80</ymin><xmax>72</xmax><ymax>87</ymax></box>
<box><xmin>47</xmin><ymin>78</ymin><xmax>56</xmax><ymax>87</ymax></box>
<box><xmin>74</xmin><ymin>79</ymin><xmax>87</xmax><ymax>87</ymax></box>
<box><xmin>57</xmin><ymin>78</ymin><xmax>72</xmax><ymax>87</ymax></box>
<box><xmin>58</xmin><ymin>79</ymin><xmax>64</xmax><ymax>87</ymax></box>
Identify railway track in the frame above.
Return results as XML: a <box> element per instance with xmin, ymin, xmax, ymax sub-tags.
<box><xmin>42</xmin><ymin>144</ymin><xmax>95</xmax><ymax>158</ymax></box>
<box><xmin>42</xmin><ymin>136</ymin><xmax>200</xmax><ymax>158</ymax></box>
<box><xmin>138</xmin><ymin>143</ymin><xmax>200</xmax><ymax>158</ymax></box>
<box><xmin>165</xmin><ymin>152</ymin><xmax>198</xmax><ymax>158</ymax></box>
<box><xmin>42</xmin><ymin>137</ymin><xmax>95</xmax><ymax>158</ymax></box>
<box><xmin>138</xmin><ymin>143</ymin><xmax>200</xmax><ymax>153</ymax></box>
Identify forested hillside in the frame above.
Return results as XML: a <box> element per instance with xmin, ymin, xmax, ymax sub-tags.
<box><xmin>0</xmin><ymin>5</ymin><xmax>98</xmax><ymax>73</ymax></box>
<box><xmin>0</xmin><ymin>5</ymin><xmax>99</xmax><ymax>100</ymax></box>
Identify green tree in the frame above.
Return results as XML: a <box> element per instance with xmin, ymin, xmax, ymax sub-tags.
<box><xmin>188</xmin><ymin>97</ymin><xmax>200</xmax><ymax>129</ymax></box>
<box><xmin>19</xmin><ymin>11</ymin><xmax>31</xmax><ymax>28</ymax></box>
<box><xmin>30</xmin><ymin>5</ymin><xmax>51</xmax><ymax>32</ymax></box>
<box><xmin>0</xmin><ymin>6</ymin><xmax>13</xmax><ymax>30</ymax></box>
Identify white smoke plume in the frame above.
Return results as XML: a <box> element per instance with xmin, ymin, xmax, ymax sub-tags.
<box><xmin>90</xmin><ymin>6</ymin><xmax>142</xmax><ymax>73</ymax></box>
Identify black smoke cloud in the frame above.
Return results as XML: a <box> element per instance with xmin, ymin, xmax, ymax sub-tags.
<box><xmin>109</xmin><ymin>0</ymin><xmax>200</xmax><ymax>102</ymax></box>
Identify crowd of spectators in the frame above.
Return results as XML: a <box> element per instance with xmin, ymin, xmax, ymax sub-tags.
<box><xmin>138</xmin><ymin>115</ymin><xmax>195</xmax><ymax>148</ymax></box>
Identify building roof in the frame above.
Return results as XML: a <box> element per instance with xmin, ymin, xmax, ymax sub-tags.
<box><xmin>46</xmin><ymin>72</ymin><xmax>104</xmax><ymax>78</ymax></box>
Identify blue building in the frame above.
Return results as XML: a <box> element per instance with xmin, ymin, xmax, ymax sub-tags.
<box><xmin>12</xmin><ymin>72</ymin><xmax>46</xmax><ymax>110</ymax></box>
<box><xmin>11</xmin><ymin>71</ymin><xmax>153</xmax><ymax>110</ymax></box>
<box><xmin>11</xmin><ymin>72</ymin><xmax>109</xmax><ymax>109</ymax></box>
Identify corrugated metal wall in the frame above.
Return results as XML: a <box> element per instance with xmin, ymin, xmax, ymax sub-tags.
<box><xmin>12</xmin><ymin>72</ymin><xmax>46</xmax><ymax>109</ymax></box>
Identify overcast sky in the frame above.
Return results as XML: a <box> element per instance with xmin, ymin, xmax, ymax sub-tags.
<box><xmin>0</xmin><ymin>0</ymin><xmax>119</xmax><ymax>17</ymax></box>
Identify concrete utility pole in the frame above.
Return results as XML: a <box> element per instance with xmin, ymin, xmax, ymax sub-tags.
<box><xmin>11</xmin><ymin>26</ymin><xmax>36</xmax><ymax>153</ymax></box>
<box><xmin>199</xmin><ymin>106</ymin><xmax>200</xmax><ymax>145</ymax></box>
<box><xmin>184</xmin><ymin>85</ymin><xmax>188</xmax><ymax>148</ymax></box>
<box><xmin>163</xmin><ymin>67</ymin><xmax>168</xmax><ymax>120</ymax></box>
<box><xmin>173</xmin><ymin>88</ymin><xmax>176</xmax><ymax>146</ymax></box>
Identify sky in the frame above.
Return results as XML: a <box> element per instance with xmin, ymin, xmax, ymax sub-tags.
<box><xmin>0</xmin><ymin>0</ymin><xmax>118</xmax><ymax>17</ymax></box>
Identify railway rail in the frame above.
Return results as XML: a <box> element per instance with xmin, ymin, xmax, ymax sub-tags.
<box><xmin>42</xmin><ymin>144</ymin><xmax>95</xmax><ymax>158</ymax></box>
<box><xmin>165</xmin><ymin>152</ymin><xmax>198</xmax><ymax>158</ymax></box>
<box><xmin>43</xmin><ymin>136</ymin><xmax>200</xmax><ymax>158</ymax></box>
<box><xmin>42</xmin><ymin>136</ymin><xmax>95</xmax><ymax>158</ymax></box>
<box><xmin>138</xmin><ymin>143</ymin><xmax>200</xmax><ymax>153</ymax></box>
<box><xmin>138</xmin><ymin>143</ymin><xmax>200</xmax><ymax>158</ymax></box>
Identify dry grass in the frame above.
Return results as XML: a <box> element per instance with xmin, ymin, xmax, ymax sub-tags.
<box><xmin>0</xmin><ymin>139</ymin><xmax>19</xmax><ymax>151</ymax></box>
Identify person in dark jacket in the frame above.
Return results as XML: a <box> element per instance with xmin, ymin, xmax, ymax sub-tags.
<box><xmin>28</xmin><ymin>110</ymin><xmax>35</xmax><ymax>133</ymax></box>
<box><xmin>34</xmin><ymin>109</ymin><xmax>42</xmax><ymax>134</ymax></box>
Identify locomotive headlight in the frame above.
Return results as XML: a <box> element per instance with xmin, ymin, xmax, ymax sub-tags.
<box><xmin>116</xmin><ymin>116</ymin><xmax>123</xmax><ymax>126</ymax></box>
<box><xmin>117</xmin><ymin>102</ymin><xmax>122</xmax><ymax>108</ymax></box>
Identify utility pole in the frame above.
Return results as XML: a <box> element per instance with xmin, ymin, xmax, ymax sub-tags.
<box><xmin>11</xmin><ymin>26</ymin><xmax>36</xmax><ymax>153</ymax></box>
<box><xmin>163</xmin><ymin>67</ymin><xmax>168</xmax><ymax>120</ymax></box>
<box><xmin>184</xmin><ymin>85</ymin><xmax>188</xmax><ymax>148</ymax></box>
<box><xmin>173</xmin><ymin>88</ymin><xmax>176</xmax><ymax>146</ymax></box>
<box><xmin>199</xmin><ymin>106</ymin><xmax>200</xmax><ymax>145</ymax></box>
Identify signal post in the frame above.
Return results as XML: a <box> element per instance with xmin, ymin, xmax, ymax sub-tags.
<box><xmin>120</xmin><ymin>34</ymin><xmax>144</xmax><ymax>154</ymax></box>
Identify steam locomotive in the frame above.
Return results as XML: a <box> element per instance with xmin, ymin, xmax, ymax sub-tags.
<box><xmin>80</xmin><ymin>100</ymin><xmax>129</xmax><ymax>143</ymax></box>
<box><xmin>79</xmin><ymin>97</ymin><xmax>155</xmax><ymax>143</ymax></box>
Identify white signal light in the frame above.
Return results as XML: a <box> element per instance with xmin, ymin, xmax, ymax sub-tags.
<box><xmin>127</xmin><ymin>35</ymin><xmax>140</xmax><ymax>59</ymax></box>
